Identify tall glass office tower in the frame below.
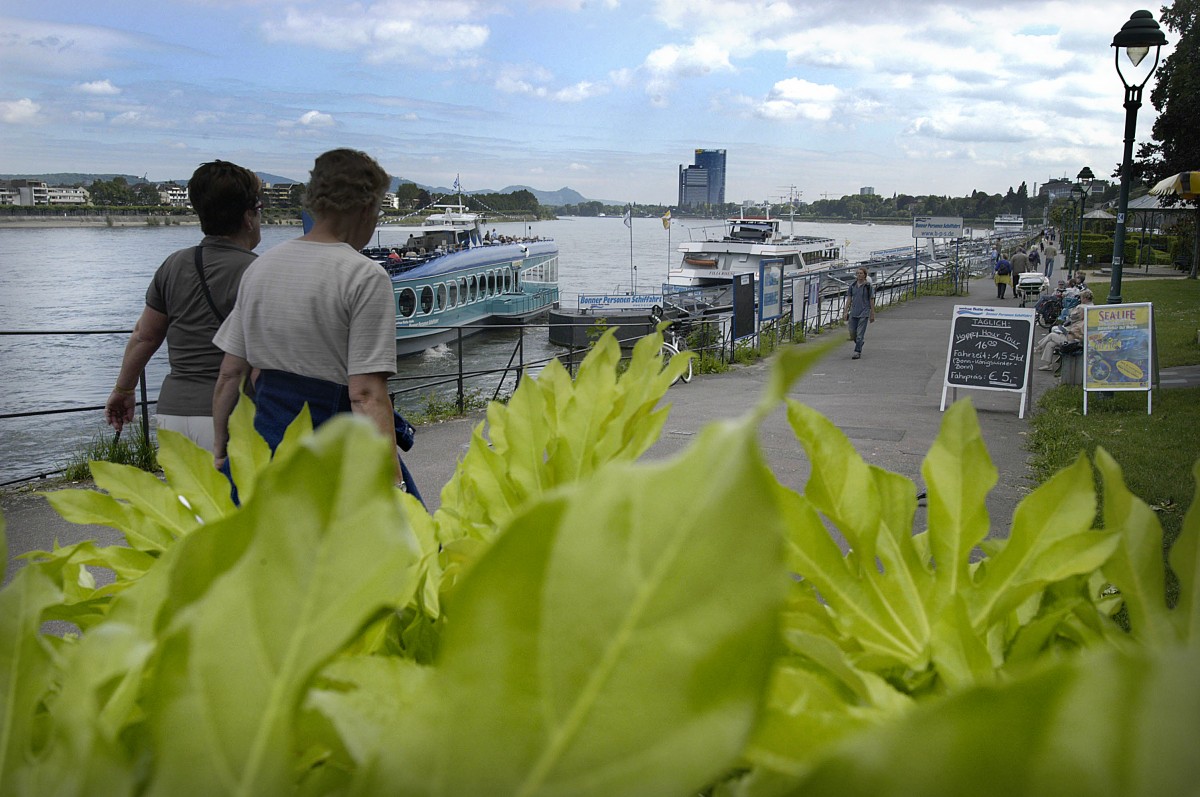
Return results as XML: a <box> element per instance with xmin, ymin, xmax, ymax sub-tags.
<box><xmin>677</xmin><ymin>149</ymin><xmax>726</xmax><ymax>208</ymax></box>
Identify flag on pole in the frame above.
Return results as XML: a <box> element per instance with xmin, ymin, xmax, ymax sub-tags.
<box><xmin>453</xmin><ymin>174</ymin><xmax>462</xmax><ymax>193</ymax></box>
<box><xmin>661</xmin><ymin>209</ymin><xmax>671</xmax><ymax>229</ymax></box>
<box><xmin>623</xmin><ymin>206</ymin><xmax>632</xmax><ymax>228</ymax></box>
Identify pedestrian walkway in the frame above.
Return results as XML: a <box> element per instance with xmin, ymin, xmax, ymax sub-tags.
<box><xmin>3</xmin><ymin>278</ymin><xmax>1195</xmax><ymax>583</ymax></box>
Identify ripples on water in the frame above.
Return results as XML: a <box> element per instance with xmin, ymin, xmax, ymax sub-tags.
<box><xmin>0</xmin><ymin>217</ymin><xmax>914</xmax><ymax>483</ymax></box>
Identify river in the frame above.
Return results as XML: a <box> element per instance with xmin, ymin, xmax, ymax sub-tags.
<box><xmin>0</xmin><ymin>216</ymin><xmax>915</xmax><ymax>484</ymax></box>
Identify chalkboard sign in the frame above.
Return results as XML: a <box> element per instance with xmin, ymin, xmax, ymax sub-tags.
<box><xmin>940</xmin><ymin>305</ymin><xmax>1036</xmax><ymax>418</ymax></box>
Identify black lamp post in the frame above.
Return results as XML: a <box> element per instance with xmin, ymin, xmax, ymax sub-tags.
<box><xmin>1108</xmin><ymin>10</ymin><xmax>1167</xmax><ymax>304</ymax></box>
<box><xmin>1065</xmin><ymin>196</ymin><xmax>1077</xmax><ymax>269</ymax></box>
<box><xmin>1073</xmin><ymin>167</ymin><xmax>1095</xmax><ymax>276</ymax></box>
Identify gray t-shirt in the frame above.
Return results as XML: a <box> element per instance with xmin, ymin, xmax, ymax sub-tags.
<box><xmin>214</xmin><ymin>239</ymin><xmax>396</xmax><ymax>384</ymax></box>
<box><xmin>848</xmin><ymin>280</ymin><xmax>874</xmax><ymax>318</ymax></box>
<box><xmin>145</xmin><ymin>236</ymin><xmax>256</xmax><ymax>416</ymax></box>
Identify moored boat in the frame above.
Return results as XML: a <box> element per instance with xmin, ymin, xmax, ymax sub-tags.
<box><xmin>667</xmin><ymin>213</ymin><xmax>842</xmax><ymax>287</ymax></box>
<box><xmin>994</xmin><ymin>214</ymin><xmax>1025</xmax><ymax>234</ymax></box>
<box><xmin>363</xmin><ymin>203</ymin><xmax>559</xmax><ymax>356</ymax></box>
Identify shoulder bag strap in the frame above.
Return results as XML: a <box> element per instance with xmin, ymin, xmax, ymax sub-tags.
<box><xmin>193</xmin><ymin>245</ymin><xmax>227</xmax><ymax>323</ymax></box>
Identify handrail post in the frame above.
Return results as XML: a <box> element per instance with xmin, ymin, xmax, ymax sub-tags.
<box><xmin>456</xmin><ymin>327</ymin><xmax>465</xmax><ymax>414</ymax></box>
<box><xmin>517</xmin><ymin>326</ymin><xmax>525</xmax><ymax>388</ymax></box>
<box><xmin>138</xmin><ymin>372</ymin><xmax>150</xmax><ymax>449</ymax></box>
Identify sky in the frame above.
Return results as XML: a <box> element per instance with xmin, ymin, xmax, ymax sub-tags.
<box><xmin>0</xmin><ymin>0</ymin><xmax>1176</xmax><ymax>205</ymax></box>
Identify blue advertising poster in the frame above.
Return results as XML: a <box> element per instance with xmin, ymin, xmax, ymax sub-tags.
<box><xmin>759</xmin><ymin>259</ymin><xmax>784</xmax><ymax>322</ymax></box>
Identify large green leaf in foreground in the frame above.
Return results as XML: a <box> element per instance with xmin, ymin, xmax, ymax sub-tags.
<box><xmin>143</xmin><ymin>416</ymin><xmax>421</xmax><ymax>797</ymax></box>
<box><xmin>326</xmin><ymin>413</ymin><xmax>789</xmax><ymax>797</ymax></box>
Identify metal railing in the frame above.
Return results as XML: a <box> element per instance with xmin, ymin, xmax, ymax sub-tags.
<box><xmin>1</xmin><ymin>260</ymin><xmax>976</xmax><ymax>486</ymax></box>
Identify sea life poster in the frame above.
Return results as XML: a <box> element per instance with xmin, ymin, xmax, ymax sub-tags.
<box><xmin>1084</xmin><ymin>303</ymin><xmax>1153</xmax><ymax>390</ymax></box>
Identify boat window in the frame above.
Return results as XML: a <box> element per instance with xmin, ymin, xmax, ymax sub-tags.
<box><xmin>487</xmin><ymin>272</ymin><xmax>496</xmax><ymax>295</ymax></box>
<box><xmin>468</xmin><ymin>276</ymin><xmax>477</xmax><ymax>301</ymax></box>
<box><xmin>448</xmin><ymin>281</ymin><xmax>458</xmax><ymax>306</ymax></box>
<box><xmin>419</xmin><ymin>286</ymin><xmax>434</xmax><ymax>315</ymax></box>
<box><xmin>503</xmin><ymin>271</ymin><xmax>511</xmax><ymax>292</ymax></box>
<box><xmin>397</xmin><ymin>288</ymin><xmax>416</xmax><ymax>319</ymax></box>
<box><xmin>435</xmin><ymin>283</ymin><xmax>447</xmax><ymax>312</ymax></box>
<box><xmin>459</xmin><ymin>277</ymin><xmax>468</xmax><ymax>302</ymax></box>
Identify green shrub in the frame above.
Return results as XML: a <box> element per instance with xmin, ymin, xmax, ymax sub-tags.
<box><xmin>2</xmin><ymin>332</ymin><xmax>1196</xmax><ymax>796</ymax></box>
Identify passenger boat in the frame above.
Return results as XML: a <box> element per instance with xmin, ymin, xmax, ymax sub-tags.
<box><xmin>667</xmin><ymin>213</ymin><xmax>842</xmax><ymax>287</ymax></box>
<box><xmin>363</xmin><ymin>203</ymin><xmax>559</xmax><ymax>356</ymax></box>
<box><xmin>994</xmin><ymin>214</ymin><xmax>1025</xmax><ymax>234</ymax></box>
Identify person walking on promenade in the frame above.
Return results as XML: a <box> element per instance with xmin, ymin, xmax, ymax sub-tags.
<box><xmin>994</xmin><ymin>253</ymin><xmax>1013</xmax><ymax>298</ymax></box>
<box><xmin>211</xmin><ymin>148</ymin><xmax>418</xmax><ymax>498</ymax></box>
<box><xmin>105</xmin><ymin>160</ymin><xmax>261</xmax><ymax>452</ymax></box>
<box><xmin>1010</xmin><ymin>246</ymin><xmax>1030</xmax><ymax>275</ymax></box>
<box><xmin>843</xmin><ymin>267</ymin><xmax>875</xmax><ymax>360</ymax></box>
<box><xmin>1043</xmin><ymin>240</ymin><xmax>1057</xmax><ymax>277</ymax></box>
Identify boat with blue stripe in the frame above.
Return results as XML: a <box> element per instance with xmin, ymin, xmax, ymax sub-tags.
<box><xmin>362</xmin><ymin>203</ymin><xmax>559</xmax><ymax>356</ymax></box>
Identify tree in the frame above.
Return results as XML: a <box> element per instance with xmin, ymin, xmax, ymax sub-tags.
<box><xmin>1133</xmin><ymin>0</ymin><xmax>1200</xmax><ymax>186</ymax></box>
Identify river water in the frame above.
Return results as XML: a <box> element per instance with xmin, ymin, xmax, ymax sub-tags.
<box><xmin>0</xmin><ymin>217</ymin><xmax>914</xmax><ymax>484</ymax></box>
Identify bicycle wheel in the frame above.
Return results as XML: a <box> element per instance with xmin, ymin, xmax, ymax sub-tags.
<box><xmin>679</xmin><ymin>346</ymin><xmax>693</xmax><ymax>383</ymax></box>
<box><xmin>661</xmin><ymin>342</ymin><xmax>684</xmax><ymax>386</ymax></box>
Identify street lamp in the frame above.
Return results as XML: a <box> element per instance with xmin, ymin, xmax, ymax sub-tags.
<box><xmin>1072</xmin><ymin>166</ymin><xmax>1095</xmax><ymax>276</ymax></box>
<box><xmin>1065</xmin><ymin>196</ymin><xmax>1078</xmax><ymax>268</ymax></box>
<box><xmin>1108</xmin><ymin>9</ymin><xmax>1167</xmax><ymax>304</ymax></box>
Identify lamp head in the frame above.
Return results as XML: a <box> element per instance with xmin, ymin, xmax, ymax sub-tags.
<box><xmin>1112</xmin><ymin>10</ymin><xmax>1167</xmax><ymax>82</ymax></box>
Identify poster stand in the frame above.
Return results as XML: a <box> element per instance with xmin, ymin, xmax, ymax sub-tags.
<box><xmin>940</xmin><ymin>305</ymin><xmax>1036</xmax><ymax>418</ymax></box>
<box><xmin>1083</xmin><ymin>302</ymin><xmax>1154</xmax><ymax>416</ymax></box>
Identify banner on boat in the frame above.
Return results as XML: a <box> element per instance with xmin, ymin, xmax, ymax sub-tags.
<box><xmin>577</xmin><ymin>293</ymin><xmax>663</xmax><ymax>311</ymax></box>
<box><xmin>912</xmin><ymin>216</ymin><xmax>965</xmax><ymax>239</ymax></box>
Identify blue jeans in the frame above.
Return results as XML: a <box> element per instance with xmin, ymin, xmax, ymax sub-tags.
<box><xmin>849</xmin><ymin>315</ymin><xmax>870</xmax><ymax>352</ymax></box>
<box><xmin>226</xmin><ymin>370</ymin><xmax>423</xmax><ymax>506</ymax></box>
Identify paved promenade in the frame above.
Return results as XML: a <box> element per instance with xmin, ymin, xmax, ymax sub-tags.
<box><xmin>3</xmin><ymin>266</ymin><xmax>1193</xmax><ymax>584</ymax></box>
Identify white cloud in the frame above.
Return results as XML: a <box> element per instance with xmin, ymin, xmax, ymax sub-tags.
<box><xmin>110</xmin><ymin>110</ymin><xmax>143</xmax><ymax>126</ymax></box>
<box><xmin>76</xmin><ymin>79</ymin><xmax>120</xmax><ymax>95</ymax></box>
<box><xmin>70</xmin><ymin>110</ymin><xmax>106</xmax><ymax>123</ymax></box>
<box><xmin>0</xmin><ymin>98</ymin><xmax>42</xmax><ymax>124</ymax></box>
<box><xmin>262</xmin><ymin>1</ymin><xmax>491</xmax><ymax>65</ymax></box>
<box><xmin>495</xmin><ymin>66</ymin><xmax>606</xmax><ymax>102</ymax></box>
<box><xmin>298</xmin><ymin>110</ymin><xmax>335</xmax><ymax>127</ymax></box>
<box><xmin>568</xmin><ymin>162</ymin><xmax>590</xmax><ymax>171</ymax></box>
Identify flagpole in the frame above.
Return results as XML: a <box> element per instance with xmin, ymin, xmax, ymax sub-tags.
<box><xmin>626</xmin><ymin>204</ymin><xmax>634</xmax><ymax>292</ymax></box>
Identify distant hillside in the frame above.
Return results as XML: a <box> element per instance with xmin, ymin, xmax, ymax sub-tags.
<box><xmin>1</xmin><ymin>171</ymin><xmax>301</xmax><ymax>187</ymax></box>
<box><xmin>4</xmin><ymin>172</ymin><xmax>589</xmax><ymax>203</ymax></box>
<box><xmin>0</xmin><ymin>173</ymin><xmax>143</xmax><ymax>186</ymax></box>
<box><xmin>392</xmin><ymin>178</ymin><xmax>590</xmax><ymax>206</ymax></box>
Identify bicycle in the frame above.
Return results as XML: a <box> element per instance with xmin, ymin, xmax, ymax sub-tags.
<box><xmin>650</xmin><ymin>305</ymin><xmax>693</xmax><ymax>385</ymax></box>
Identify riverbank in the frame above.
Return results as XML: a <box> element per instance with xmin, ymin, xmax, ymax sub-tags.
<box><xmin>0</xmin><ymin>215</ymin><xmax>303</xmax><ymax>229</ymax></box>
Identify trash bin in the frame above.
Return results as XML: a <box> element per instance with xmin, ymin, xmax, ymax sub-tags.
<box><xmin>1060</xmin><ymin>351</ymin><xmax>1083</xmax><ymax>385</ymax></box>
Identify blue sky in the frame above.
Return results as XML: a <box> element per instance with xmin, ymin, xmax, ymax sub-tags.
<box><xmin>0</xmin><ymin>0</ymin><xmax>1174</xmax><ymax>204</ymax></box>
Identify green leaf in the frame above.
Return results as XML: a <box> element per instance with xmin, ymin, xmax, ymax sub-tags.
<box><xmin>1171</xmin><ymin>460</ymin><xmax>1200</xmax><ymax>643</ymax></box>
<box><xmin>922</xmin><ymin>400</ymin><xmax>995</xmax><ymax>603</ymax></box>
<box><xmin>155</xmin><ymin>428</ymin><xmax>236</xmax><ymax>523</ymax></box>
<box><xmin>0</xmin><ymin>552</ymin><xmax>64</xmax><ymax>791</ymax></box>
<box><xmin>761</xmin><ymin>340</ymin><xmax>841</xmax><ymax>413</ymax></box>
<box><xmin>19</xmin><ymin>622</ymin><xmax>151</xmax><ymax>796</ymax></box>
<box><xmin>144</xmin><ymin>416</ymin><xmax>421</xmax><ymax>797</ymax></box>
<box><xmin>433</xmin><ymin>327</ymin><xmax>678</xmax><ymax>549</ymax></box>
<box><xmin>42</xmin><ymin>488</ymin><xmax>174</xmax><ymax>552</ymax></box>
<box><xmin>225</xmin><ymin>388</ymin><xmax>275</xmax><ymax>506</ymax></box>
<box><xmin>967</xmin><ymin>454</ymin><xmax>1104</xmax><ymax>628</ymax></box>
<box><xmin>1095</xmin><ymin>448</ymin><xmax>1176</xmax><ymax>646</ymax></box>
<box><xmin>788</xmin><ymin>642</ymin><xmax>1200</xmax><ymax>797</ymax></box>
<box><xmin>384</xmin><ymin>416</ymin><xmax>788</xmax><ymax>796</ymax></box>
<box><xmin>90</xmin><ymin>460</ymin><xmax>198</xmax><ymax>538</ymax></box>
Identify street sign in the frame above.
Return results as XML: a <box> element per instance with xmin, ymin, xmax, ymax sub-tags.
<box><xmin>913</xmin><ymin>216</ymin><xmax>965</xmax><ymax>239</ymax></box>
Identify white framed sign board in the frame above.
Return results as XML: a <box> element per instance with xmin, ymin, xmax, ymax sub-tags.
<box><xmin>941</xmin><ymin>305</ymin><xmax>1037</xmax><ymax>418</ymax></box>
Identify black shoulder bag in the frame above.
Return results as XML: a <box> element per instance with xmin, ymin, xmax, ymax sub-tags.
<box><xmin>193</xmin><ymin>246</ymin><xmax>226</xmax><ymax>322</ymax></box>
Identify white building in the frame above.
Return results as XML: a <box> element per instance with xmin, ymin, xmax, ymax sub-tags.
<box><xmin>12</xmin><ymin>180</ymin><xmax>49</xmax><ymax>206</ymax></box>
<box><xmin>47</xmin><ymin>187</ymin><xmax>90</xmax><ymax>205</ymax></box>
<box><xmin>158</xmin><ymin>183</ymin><xmax>189</xmax><ymax>207</ymax></box>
